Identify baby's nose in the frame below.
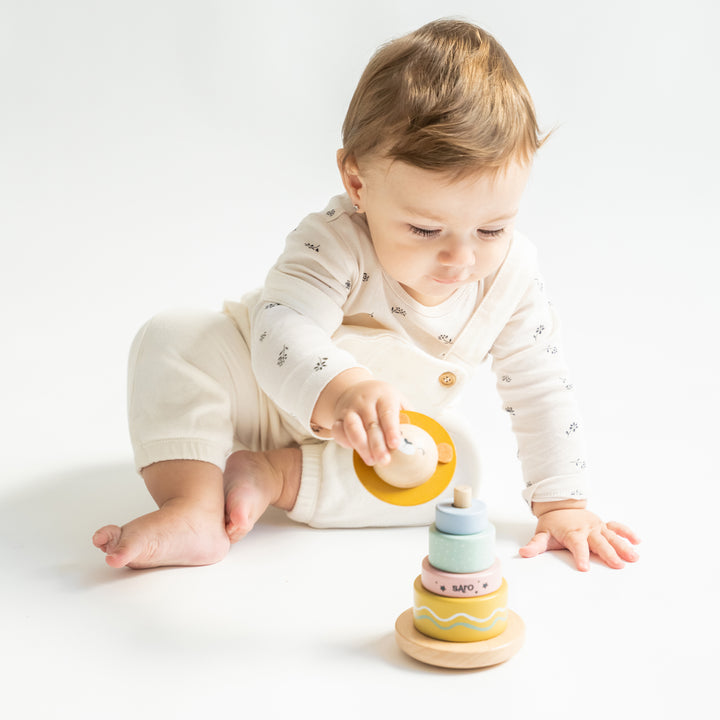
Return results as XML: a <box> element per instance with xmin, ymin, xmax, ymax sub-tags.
<box><xmin>439</xmin><ymin>238</ymin><xmax>474</xmax><ymax>266</ymax></box>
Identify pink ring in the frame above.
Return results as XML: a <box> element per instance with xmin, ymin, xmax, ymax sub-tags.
<box><xmin>420</xmin><ymin>556</ymin><xmax>502</xmax><ymax>598</ymax></box>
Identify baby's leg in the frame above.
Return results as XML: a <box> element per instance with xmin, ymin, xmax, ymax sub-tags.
<box><xmin>93</xmin><ymin>307</ymin><xmax>307</xmax><ymax>567</ymax></box>
<box><xmin>223</xmin><ymin>447</ymin><xmax>302</xmax><ymax>542</ymax></box>
<box><xmin>94</xmin><ymin>310</ymin><xmax>247</xmax><ymax>569</ymax></box>
<box><xmin>93</xmin><ymin>459</ymin><xmax>229</xmax><ymax>568</ymax></box>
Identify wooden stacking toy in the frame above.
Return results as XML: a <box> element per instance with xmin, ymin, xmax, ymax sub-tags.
<box><xmin>395</xmin><ymin>485</ymin><xmax>525</xmax><ymax>669</ymax></box>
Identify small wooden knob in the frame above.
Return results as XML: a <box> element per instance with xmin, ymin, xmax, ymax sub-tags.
<box><xmin>437</xmin><ymin>442</ymin><xmax>453</xmax><ymax>464</ymax></box>
<box><xmin>453</xmin><ymin>485</ymin><xmax>473</xmax><ymax>508</ymax></box>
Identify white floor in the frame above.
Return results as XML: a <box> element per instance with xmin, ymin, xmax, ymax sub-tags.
<box><xmin>2</xmin><ymin>2</ymin><xmax>718</xmax><ymax>718</ymax></box>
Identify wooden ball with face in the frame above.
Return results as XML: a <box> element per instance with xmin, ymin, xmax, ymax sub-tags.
<box><xmin>374</xmin><ymin>424</ymin><xmax>439</xmax><ymax>489</ymax></box>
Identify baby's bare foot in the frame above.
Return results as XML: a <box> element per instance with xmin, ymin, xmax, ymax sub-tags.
<box><xmin>93</xmin><ymin>499</ymin><xmax>230</xmax><ymax>569</ymax></box>
<box><xmin>223</xmin><ymin>448</ymin><xmax>301</xmax><ymax>543</ymax></box>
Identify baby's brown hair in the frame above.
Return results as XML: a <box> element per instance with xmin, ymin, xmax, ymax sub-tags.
<box><xmin>339</xmin><ymin>19</ymin><xmax>544</xmax><ymax>177</ymax></box>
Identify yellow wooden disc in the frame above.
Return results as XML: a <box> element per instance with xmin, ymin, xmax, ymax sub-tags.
<box><xmin>412</xmin><ymin>576</ymin><xmax>508</xmax><ymax>643</ymax></box>
<box><xmin>395</xmin><ymin>608</ymin><xmax>525</xmax><ymax>669</ymax></box>
<box><xmin>353</xmin><ymin>411</ymin><xmax>456</xmax><ymax>506</ymax></box>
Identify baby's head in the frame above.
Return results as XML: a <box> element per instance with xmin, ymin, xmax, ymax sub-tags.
<box><xmin>337</xmin><ymin>20</ymin><xmax>545</xmax><ymax>307</ymax></box>
<box><xmin>339</xmin><ymin>18</ymin><xmax>543</xmax><ymax>180</ymax></box>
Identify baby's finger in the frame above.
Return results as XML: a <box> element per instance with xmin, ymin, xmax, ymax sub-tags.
<box><xmin>606</xmin><ymin>521</ymin><xmax>642</xmax><ymax>545</ymax></box>
<box><xmin>518</xmin><ymin>532</ymin><xmax>551</xmax><ymax>558</ymax></box>
<box><xmin>331</xmin><ymin>419</ymin><xmax>352</xmax><ymax>449</ymax></box>
<box><xmin>603</xmin><ymin>525</ymin><xmax>640</xmax><ymax>563</ymax></box>
<box><xmin>366</xmin><ymin>420</ymin><xmax>391</xmax><ymax>466</ymax></box>
<box><xmin>376</xmin><ymin>399</ymin><xmax>402</xmax><ymax>450</ymax></box>
<box><xmin>589</xmin><ymin>529</ymin><xmax>625</xmax><ymax>569</ymax></box>
<box><xmin>341</xmin><ymin>412</ymin><xmax>373</xmax><ymax>465</ymax></box>
<box><xmin>563</xmin><ymin>530</ymin><xmax>591</xmax><ymax>572</ymax></box>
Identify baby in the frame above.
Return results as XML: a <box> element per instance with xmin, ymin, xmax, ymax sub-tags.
<box><xmin>93</xmin><ymin>19</ymin><xmax>640</xmax><ymax>572</ymax></box>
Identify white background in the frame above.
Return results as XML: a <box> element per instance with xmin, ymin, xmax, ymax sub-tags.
<box><xmin>1</xmin><ymin>1</ymin><xmax>718</xmax><ymax>718</ymax></box>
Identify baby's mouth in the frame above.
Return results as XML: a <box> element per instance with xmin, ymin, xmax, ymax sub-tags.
<box><xmin>432</xmin><ymin>274</ymin><xmax>467</xmax><ymax>285</ymax></box>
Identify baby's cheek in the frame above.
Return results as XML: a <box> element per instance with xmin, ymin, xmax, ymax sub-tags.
<box><xmin>483</xmin><ymin>240</ymin><xmax>510</xmax><ymax>274</ymax></box>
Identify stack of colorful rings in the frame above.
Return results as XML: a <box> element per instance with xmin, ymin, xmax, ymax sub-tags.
<box><xmin>395</xmin><ymin>485</ymin><xmax>525</xmax><ymax>669</ymax></box>
<box><xmin>414</xmin><ymin>486</ymin><xmax>508</xmax><ymax>642</ymax></box>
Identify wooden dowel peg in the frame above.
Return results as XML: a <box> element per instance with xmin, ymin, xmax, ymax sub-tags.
<box><xmin>453</xmin><ymin>485</ymin><xmax>472</xmax><ymax>508</ymax></box>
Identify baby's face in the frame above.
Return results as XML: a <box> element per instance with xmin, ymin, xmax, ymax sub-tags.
<box><xmin>349</xmin><ymin>158</ymin><xmax>530</xmax><ymax>306</ymax></box>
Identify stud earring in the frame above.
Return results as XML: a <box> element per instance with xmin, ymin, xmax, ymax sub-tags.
<box><xmin>353</xmin><ymin>204</ymin><xmax>360</xmax><ymax>212</ymax></box>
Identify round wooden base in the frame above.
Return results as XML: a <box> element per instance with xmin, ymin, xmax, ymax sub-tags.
<box><xmin>395</xmin><ymin>608</ymin><xmax>525</xmax><ymax>669</ymax></box>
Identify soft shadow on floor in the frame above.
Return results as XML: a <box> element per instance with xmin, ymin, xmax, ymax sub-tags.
<box><xmin>492</xmin><ymin>519</ymin><xmax>536</xmax><ymax>548</ymax></box>
<box><xmin>0</xmin><ymin>461</ymin><xmax>299</xmax><ymax>590</ymax></box>
<box><xmin>0</xmin><ymin>463</ymin><xmax>153</xmax><ymax>587</ymax></box>
<box><xmin>1</xmin><ymin>462</ymin><xmax>572</xmax><ymax>598</ymax></box>
<box><xmin>493</xmin><ymin>518</ymin><xmax>580</xmax><ymax>569</ymax></box>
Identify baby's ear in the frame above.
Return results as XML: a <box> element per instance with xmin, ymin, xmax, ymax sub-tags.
<box><xmin>337</xmin><ymin>151</ymin><xmax>364</xmax><ymax>199</ymax></box>
<box><xmin>436</xmin><ymin>442</ymin><xmax>453</xmax><ymax>464</ymax></box>
<box><xmin>399</xmin><ymin>412</ymin><xmax>411</xmax><ymax>424</ymax></box>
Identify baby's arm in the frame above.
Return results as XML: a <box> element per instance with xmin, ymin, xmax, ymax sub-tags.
<box><xmin>310</xmin><ymin>367</ymin><xmax>404</xmax><ymax>467</ymax></box>
<box><xmin>251</xmin><ymin>300</ymin><xmax>405</xmax><ymax>466</ymax></box>
<box><xmin>519</xmin><ymin>499</ymin><xmax>641</xmax><ymax>571</ymax></box>
<box><xmin>489</xmin><ymin>261</ymin><xmax>640</xmax><ymax>570</ymax></box>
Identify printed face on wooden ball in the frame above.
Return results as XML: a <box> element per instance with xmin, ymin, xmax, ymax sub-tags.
<box><xmin>374</xmin><ymin>424</ymin><xmax>439</xmax><ymax>489</ymax></box>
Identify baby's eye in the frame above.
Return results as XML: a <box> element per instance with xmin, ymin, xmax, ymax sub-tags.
<box><xmin>478</xmin><ymin>227</ymin><xmax>505</xmax><ymax>239</ymax></box>
<box><xmin>409</xmin><ymin>225</ymin><xmax>441</xmax><ymax>238</ymax></box>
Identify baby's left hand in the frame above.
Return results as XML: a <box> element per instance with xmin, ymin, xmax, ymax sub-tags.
<box><xmin>519</xmin><ymin>501</ymin><xmax>641</xmax><ymax>572</ymax></box>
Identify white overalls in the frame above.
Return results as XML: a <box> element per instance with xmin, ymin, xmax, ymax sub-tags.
<box><xmin>128</xmin><ymin>195</ymin><xmax>589</xmax><ymax>528</ymax></box>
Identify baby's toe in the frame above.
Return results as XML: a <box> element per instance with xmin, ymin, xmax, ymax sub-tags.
<box><xmin>92</xmin><ymin>525</ymin><xmax>120</xmax><ymax>552</ymax></box>
<box><xmin>93</xmin><ymin>525</ymin><xmax>135</xmax><ymax>567</ymax></box>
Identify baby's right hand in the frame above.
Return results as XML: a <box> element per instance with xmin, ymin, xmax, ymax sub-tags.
<box><xmin>331</xmin><ymin>379</ymin><xmax>404</xmax><ymax>467</ymax></box>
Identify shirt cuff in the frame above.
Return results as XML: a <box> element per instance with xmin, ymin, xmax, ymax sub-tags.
<box><xmin>521</xmin><ymin>473</ymin><xmax>590</xmax><ymax>506</ymax></box>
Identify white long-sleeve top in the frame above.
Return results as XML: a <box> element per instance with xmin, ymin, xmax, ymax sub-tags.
<box><xmin>227</xmin><ymin>193</ymin><xmax>589</xmax><ymax>505</ymax></box>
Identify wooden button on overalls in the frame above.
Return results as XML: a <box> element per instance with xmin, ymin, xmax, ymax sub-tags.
<box><xmin>438</xmin><ymin>371</ymin><xmax>456</xmax><ymax>387</ymax></box>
